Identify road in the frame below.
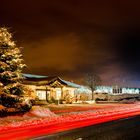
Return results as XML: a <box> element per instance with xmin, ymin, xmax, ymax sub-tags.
<box><xmin>1</xmin><ymin>105</ymin><xmax>140</xmax><ymax>140</ymax></box>
<box><xmin>32</xmin><ymin>115</ymin><xmax>140</xmax><ymax>140</ymax></box>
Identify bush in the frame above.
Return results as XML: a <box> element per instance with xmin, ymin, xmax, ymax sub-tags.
<box><xmin>20</xmin><ymin>103</ymin><xmax>32</xmax><ymax>112</ymax></box>
<box><xmin>120</xmin><ymin>99</ymin><xmax>136</xmax><ymax>104</ymax></box>
<box><xmin>62</xmin><ymin>93</ymin><xmax>74</xmax><ymax>104</ymax></box>
<box><xmin>0</xmin><ymin>92</ymin><xmax>33</xmax><ymax>112</ymax></box>
<box><xmin>0</xmin><ymin>93</ymin><xmax>20</xmax><ymax>107</ymax></box>
<box><xmin>59</xmin><ymin>99</ymin><xmax>66</xmax><ymax>104</ymax></box>
<box><xmin>46</xmin><ymin>97</ymin><xmax>56</xmax><ymax>104</ymax></box>
<box><xmin>95</xmin><ymin>98</ymin><xmax>107</xmax><ymax>101</ymax></box>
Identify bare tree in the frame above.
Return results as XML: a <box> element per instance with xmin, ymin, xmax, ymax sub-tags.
<box><xmin>85</xmin><ymin>73</ymin><xmax>101</xmax><ymax>100</ymax></box>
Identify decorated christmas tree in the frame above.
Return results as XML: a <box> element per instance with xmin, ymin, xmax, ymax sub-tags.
<box><xmin>0</xmin><ymin>27</ymin><xmax>32</xmax><ymax>111</ymax></box>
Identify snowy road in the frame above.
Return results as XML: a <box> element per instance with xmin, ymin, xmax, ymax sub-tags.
<box><xmin>1</xmin><ymin>104</ymin><xmax>140</xmax><ymax>139</ymax></box>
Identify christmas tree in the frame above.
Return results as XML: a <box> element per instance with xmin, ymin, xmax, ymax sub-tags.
<box><xmin>0</xmin><ymin>27</ymin><xmax>31</xmax><ymax>110</ymax></box>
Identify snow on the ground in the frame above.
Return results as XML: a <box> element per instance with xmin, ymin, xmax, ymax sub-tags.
<box><xmin>24</xmin><ymin>106</ymin><xmax>57</xmax><ymax>117</ymax></box>
<box><xmin>1</xmin><ymin>103</ymin><xmax>140</xmax><ymax>132</ymax></box>
<box><xmin>0</xmin><ymin>106</ymin><xmax>58</xmax><ymax>130</ymax></box>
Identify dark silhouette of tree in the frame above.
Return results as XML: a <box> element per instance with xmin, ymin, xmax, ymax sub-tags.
<box><xmin>85</xmin><ymin>73</ymin><xmax>101</xmax><ymax>100</ymax></box>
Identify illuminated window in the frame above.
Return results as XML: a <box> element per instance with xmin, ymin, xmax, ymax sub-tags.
<box><xmin>56</xmin><ymin>89</ymin><xmax>61</xmax><ymax>99</ymax></box>
<box><xmin>36</xmin><ymin>90</ymin><xmax>46</xmax><ymax>100</ymax></box>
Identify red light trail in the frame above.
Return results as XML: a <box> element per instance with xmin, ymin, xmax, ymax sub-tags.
<box><xmin>0</xmin><ymin>104</ymin><xmax>140</xmax><ymax>140</ymax></box>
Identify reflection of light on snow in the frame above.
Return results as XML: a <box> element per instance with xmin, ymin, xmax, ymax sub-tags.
<box><xmin>96</xmin><ymin>86</ymin><xmax>113</xmax><ymax>93</ymax></box>
<box><xmin>75</xmin><ymin>86</ymin><xmax>91</xmax><ymax>94</ymax></box>
<box><xmin>135</xmin><ymin>89</ymin><xmax>139</xmax><ymax>93</ymax></box>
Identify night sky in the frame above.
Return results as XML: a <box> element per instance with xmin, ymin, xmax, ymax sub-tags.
<box><xmin>0</xmin><ymin>0</ymin><xmax>140</xmax><ymax>86</ymax></box>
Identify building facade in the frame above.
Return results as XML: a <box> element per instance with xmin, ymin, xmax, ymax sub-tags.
<box><xmin>23</xmin><ymin>74</ymin><xmax>79</xmax><ymax>101</ymax></box>
<box><xmin>23</xmin><ymin>74</ymin><xmax>140</xmax><ymax>102</ymax></box>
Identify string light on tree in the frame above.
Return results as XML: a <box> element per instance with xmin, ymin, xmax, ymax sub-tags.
<box><xmin>0</xmin><ymin>27</ymin><xmax>32</xmax><ymax>111</ymax></box>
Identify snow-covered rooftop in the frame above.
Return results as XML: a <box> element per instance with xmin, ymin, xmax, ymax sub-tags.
<box><xmin>23</xmin><ymin>74</ymin><xmax>48</xmax><ymax>79</ymax></box>
<box><xmin>60</xmin><ymin>79</ymin><xmax>82</xmax><ymax>88</ymax></box>
<box><xmin>23</xmin><ymin>74</ymin><xmax>83</xmax><ymax>88</ymax></box>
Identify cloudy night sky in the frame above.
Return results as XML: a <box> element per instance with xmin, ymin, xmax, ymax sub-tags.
<box><xmin>0</xmin><ymin>0</ymin><xmax>140</xmax><ymax>86</ymax></box>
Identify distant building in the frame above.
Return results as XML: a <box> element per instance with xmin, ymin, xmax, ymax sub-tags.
<box><xmin>95</xmin><ymin>86</ymin><xmax>140</xmax><ymax>95</ymax></box>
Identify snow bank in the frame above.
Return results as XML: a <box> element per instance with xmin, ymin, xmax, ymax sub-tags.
<box><xmin>24</xmin><ymin>106</ymin><xmax>57</xmax><ymax>117</ymax></box>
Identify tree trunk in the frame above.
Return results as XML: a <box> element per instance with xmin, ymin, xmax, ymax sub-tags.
<box><xmin>92</xmin><ymin>91</ymin><xmax>94</xmax><ymax>100</ymax></box>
